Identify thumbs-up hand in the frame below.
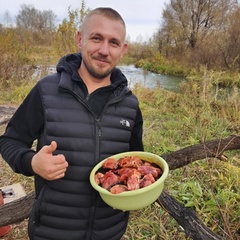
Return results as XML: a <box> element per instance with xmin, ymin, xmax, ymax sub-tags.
<box><xmin>31</xmin><ymin>141</ymin><xmax>68</xmax><ymax>180</ymax></box>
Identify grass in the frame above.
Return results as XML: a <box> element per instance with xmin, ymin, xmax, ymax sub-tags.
<box><xmin>0</xmin><ymin>71</ymin><xmax>239</xmax><ymax>239</ymax></box>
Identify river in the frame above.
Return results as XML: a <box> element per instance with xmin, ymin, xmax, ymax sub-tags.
<box><xmin>118</xmin><ymin>65</ymin><xmax>184</xmax><ymax>92</ymax></box>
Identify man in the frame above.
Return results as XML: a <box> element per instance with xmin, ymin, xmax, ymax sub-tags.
<box><xmin>0</xmin><ymin>7</ymin><xmax>143</xmax><ymax>240</ymax></box>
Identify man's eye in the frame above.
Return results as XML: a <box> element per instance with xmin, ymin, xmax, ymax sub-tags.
<box><xmin>111</xmin><ymin>41</ymin><xmax>120</xmax><ymax>47</ymax></box>
<box><xmin>92</xmin><ymin>36</ymin><xmax>101</xmax><ymax>41</ymax></box>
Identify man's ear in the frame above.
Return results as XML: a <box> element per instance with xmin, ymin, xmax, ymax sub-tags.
<box><xmin>76</xmin><ymin>31</ymin><xmax>82</xmax><ymax>51</ymax></box>
<box><xmin>121</xmin><ymin>43</ymin><xmax>128</xmax><ymax>58</ymax></box>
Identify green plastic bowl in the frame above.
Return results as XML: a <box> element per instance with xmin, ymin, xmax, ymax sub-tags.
<box><xmin>90</xmin><ymin>151</ymin><xmax>169</xmax><ymax>211</ymax></box>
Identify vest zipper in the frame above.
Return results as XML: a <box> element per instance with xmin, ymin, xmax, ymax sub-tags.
<box><xmin>86</xmin><ymin>93</ymin><xmax>90</xmax><ymax>101</ymax></box>
<box><xmin>86</xmin><ymin>118</ymin><xmax>101</xmax><ymax>240</ymax></box>
<box><xmin>95</xmin><ymin>119</ymin><xmax>101</xmax><ymax>163</ymax></box>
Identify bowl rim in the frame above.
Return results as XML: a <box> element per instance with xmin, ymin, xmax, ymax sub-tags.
<box><xmin>90</xmin><ymin>151</ymin><xmax>169</xmax><ymax>197</ymax></box>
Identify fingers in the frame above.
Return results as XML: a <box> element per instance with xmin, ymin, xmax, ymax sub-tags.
<box><xmin>44</xmin><ymin>141</ymin><xmax>57</xmax><ymax>154</ymax></box>
<box><xmin>45</xmin><ymin>162</ymin><xmax>68</xmax><ymax>180</ymax></box>
<box><xmin>44</xmin><ymin>154</ymin><xmax>68</xmax><ymax>180</ymax></box>
<box><xmin>47</xmin><ymin>155</ymin><xmax>68</xmax><ymax>173</ymax></box>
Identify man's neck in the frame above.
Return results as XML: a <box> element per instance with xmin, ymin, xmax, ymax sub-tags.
<box><xmin>78</xmin><ymin>66</ymin><xmax>111</xmax><ymax>94</ymax></box>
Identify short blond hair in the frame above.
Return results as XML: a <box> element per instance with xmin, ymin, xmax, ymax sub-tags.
<box><xmin>81</xmin><ymin>7</ymin><xmax>126</xmax><ymax>39</ymax></box>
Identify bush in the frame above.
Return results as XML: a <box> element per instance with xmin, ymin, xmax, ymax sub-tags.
<box><xmin>0</xmin><ymin>28</ymin><xmax>33</xmax><ymax>88</ymax></box>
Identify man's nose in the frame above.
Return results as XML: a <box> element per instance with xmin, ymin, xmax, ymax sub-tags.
<box><xmin>98</xmin><ymin>41</ymin><xmax>109</xmax><ymax>55</ymax></box>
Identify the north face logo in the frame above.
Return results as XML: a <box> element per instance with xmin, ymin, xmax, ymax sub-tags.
<box><xmin>120</xmin><ymin>119</ymin><xmax>130</xmax><ymax>127</ymax></box>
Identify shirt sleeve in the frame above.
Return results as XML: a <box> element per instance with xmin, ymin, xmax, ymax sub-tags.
<box><xmin>129</xmin><ymin>107</ymin><xmax>144</xmax><ymax>151</ymax></box>
<box><xmin>0</xmin><ymin>84</ymin><xmax>44</xmax><ymax>176</ymax></box>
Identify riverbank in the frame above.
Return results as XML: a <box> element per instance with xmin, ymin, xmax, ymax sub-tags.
<box><xmin>135</xmin><ymin>58</ymin><xmax>240</xmax><ymax>88</ymax></box>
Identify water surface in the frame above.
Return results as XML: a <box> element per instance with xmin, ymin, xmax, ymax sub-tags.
<box><xmin>118</xmin><ymin>65</ymin><xmax>185</xmax><ymax>91</ymax></box>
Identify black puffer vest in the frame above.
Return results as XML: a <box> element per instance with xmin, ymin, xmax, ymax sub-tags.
<box><xmin>28</xmin><ymin>68</ymin><xmax>139</xmax><ymax>240</ymax></box>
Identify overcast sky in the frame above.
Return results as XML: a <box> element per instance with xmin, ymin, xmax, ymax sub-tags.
<box><xmin>0</xmin><ymin>0</ymin><xmax>169</xmax><ymax>41</ymax></box>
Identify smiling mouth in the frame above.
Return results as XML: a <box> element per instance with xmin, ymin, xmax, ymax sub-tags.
<box><xmin>95</xmin><ymin>60</ymin><xmax>110</xmax><ymax>68</ymax></box>
<box><xmin>93</xmin><ymin>57</ymin><xmax>109</xmax><ymax>64</ymax></box>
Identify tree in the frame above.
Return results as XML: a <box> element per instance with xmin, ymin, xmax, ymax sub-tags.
<box><xmin>159</xmin><ymin>0</ymin><xmax>234</xmax><ymax>49</ymax></box>
<box><xmin>156</xmin><ymin>0</ymin><xmax>240</xmax><ymax>70</ymax></box>
<box><xmin>217</xmin><ymin>7</ymin><xmax>240</xmax><ymax>69</ymax></box>
<box><xmin>16</xmin><ymin>4</ymin><xmax>57</xmax><ymax>44</ymax></box>
<box><xmin>16</xmin><ymin>4</ymin><xmax>39</xmax><ymax>31</ymax></box>
<box><xmin>16</xmin><ymin>4</ymin><xmax>56</xmax><ymax>32</ymax></box>
<box><xmin>53</xmin><ymin>0</ymin><xmax>90</xmax><ymax>56</ymax></box>
<box><xmin>3</xmin><ymin>11</ymin><xmax>13</xmax><ymax>27</ymax></box>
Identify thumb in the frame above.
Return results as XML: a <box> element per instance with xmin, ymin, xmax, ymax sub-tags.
<box><xmin>44</xmin><ymin>141</ymin><xmax>57</xmax><ymax>154</ymax></box>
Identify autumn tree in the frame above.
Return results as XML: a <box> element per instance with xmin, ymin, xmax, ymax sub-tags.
<box><xmin>156</xmin><ymin>0</ymin><xmax>240</xmax><ymax>69</ymax></box>
<box><xmin>16</xmin><ymin>4</ymin><xmax>57</xmax><ymax>44</ymax></box>
<box><xmin>2</xmin><ymin>11</ymin><xmax>13</xmax><ymax>27</ymax></box>
<box><xmin>217</xmin><ymin>7</ymin><xmax>240</xmax><ymax>69</ymax></box>
<box><xmin>53</xmin><ymin>0</ymin><xmax>90</xmax><ymax>56</ymax></box>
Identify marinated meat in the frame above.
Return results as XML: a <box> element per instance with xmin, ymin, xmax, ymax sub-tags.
<box><xmin>95</xmin><ymin>172</ymin><xmax>104</xmax><ymax>185</ymax></box>
<box><xmin>102</xmin><ymin>157</ymin><xmax>118</xmax><ymax>169</ymax></box>
<box><xmin>139</xmin><ymin>173</ymin><xmax>156</xmax><ymax>188</ymax></box>
<box><xmin>117</xmin><ymin>168</ymin><xmax>141</xmax><ymax>182</ymax></box>
<box><xmin>127</xmin><ymin>173</ymin><xmax>141</xmax><ymax>190</ymax></box>
<box><xmin>95</xmin><ymin>156</ymin><xmax>163</xmax><ymax>194</ymax></box>
<box><xmin>137</xmin><ymin>165</ymin><xmax>162</xmax><ymax>178</ymax></box>
<box><xmin>118</xmin><ymin>156</ymin><xmax>143</xmax><ymax>168</ymax></box>
<box><xmin>110</xmin><ymin>184</ymin><xmax>128</xmax><ymax>194</ymax></box>
<box><xmin>101</xmin><ymin>171</ymin><xmax>120</xmax><ymax>190</ymax></box>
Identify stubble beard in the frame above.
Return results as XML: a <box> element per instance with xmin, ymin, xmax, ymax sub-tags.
<box><xmin>82</xmin><ymin>58</ymin><xmax>113</xmax><ymax>79</ymax></box>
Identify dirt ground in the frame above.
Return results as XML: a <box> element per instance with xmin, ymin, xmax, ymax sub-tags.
<box><xmin>0</xmin><ymin>105</ymin><xmax>30</xmax><ymax>240</ymax></box>
<box><xmin>0</xmin><ymin>105</ymin><xmax>16</xmax><ymax>116</ymax></box>
<box><xmin>0</xmin><ymin>105</ymin><xmax>16</xmax><ymax>129</ymax></box>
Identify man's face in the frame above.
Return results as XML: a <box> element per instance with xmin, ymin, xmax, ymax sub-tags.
<box><xmin>77</xmin><ymin>14</ymin><xmax>127</xmax><ymax>79</ymax></box>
